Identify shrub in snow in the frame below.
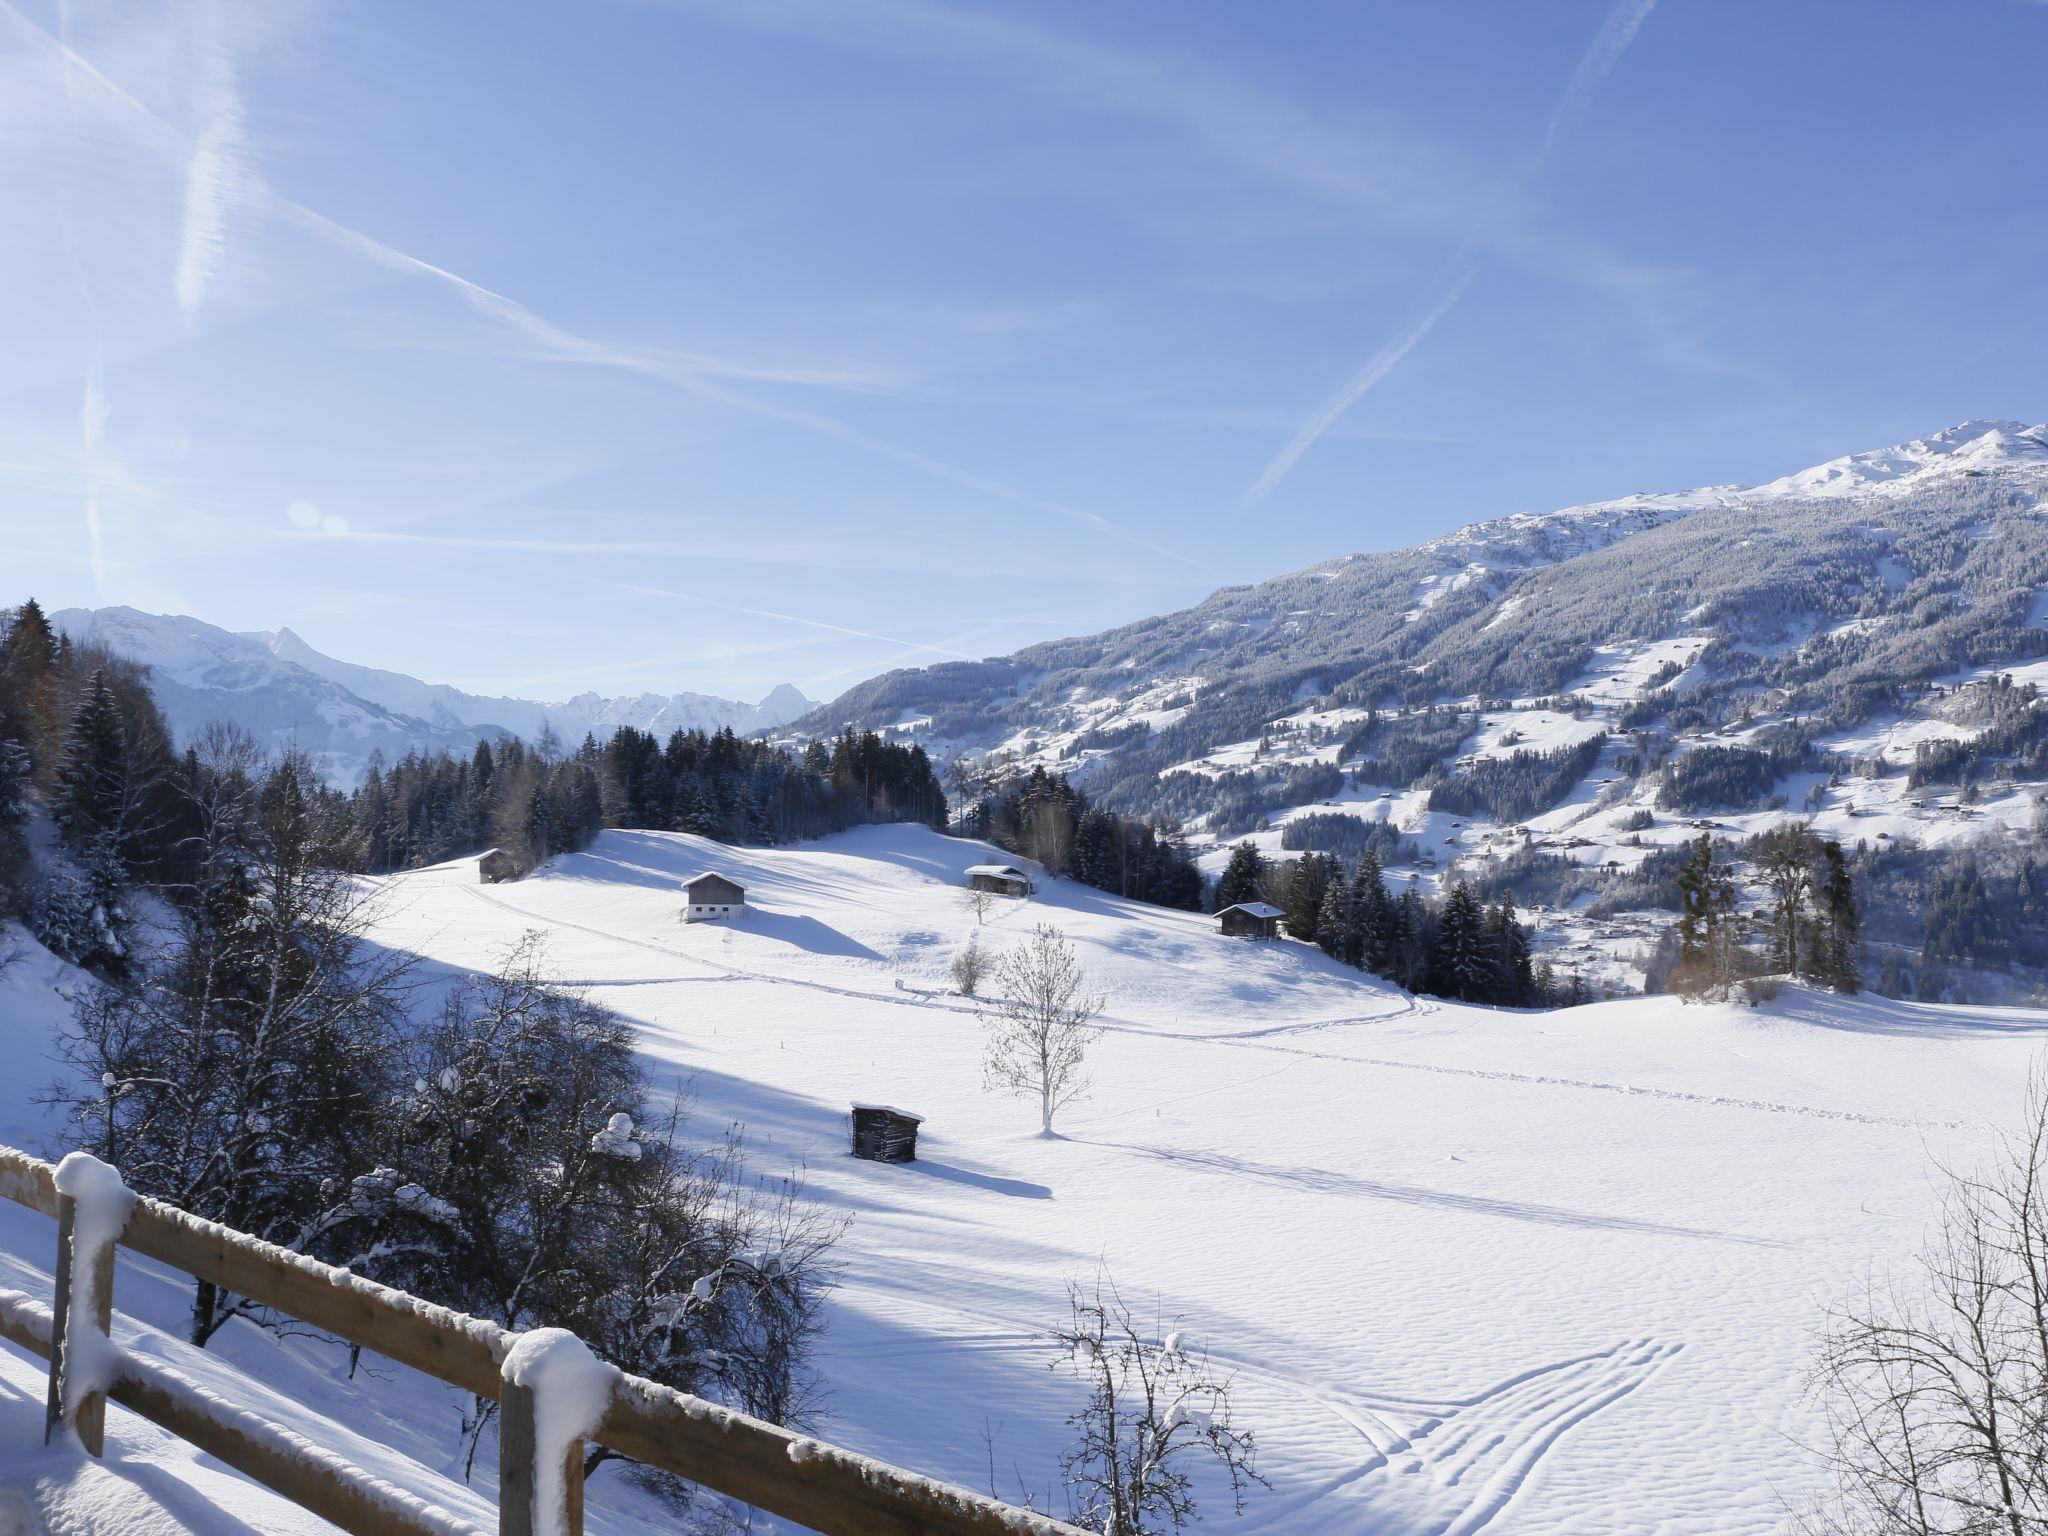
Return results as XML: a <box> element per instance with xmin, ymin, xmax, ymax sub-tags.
<box><xmin>306</xmin><ymin>933</ymin><xmax>841</xmax><ymax>1497</ymax></box>
<box><xmin>1811</xmin><ymin>1066</ymin><xmax>2048</xmax><ymax>1535</ymax></box>
<box><xmin>950</xmin><ymin>931</ymin><xmax>991</xmax><ymax>996</ymax></box>
<box><xmin>1051</xmin><ymin>1272</ymin><xmax>1264</xmax><ymax>1536</ymax></box>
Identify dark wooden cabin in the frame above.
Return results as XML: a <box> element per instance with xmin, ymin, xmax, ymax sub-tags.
<box><xmin>478</xmin><ymin>849</ymin><xmax>520</xmax><ymax>885</ymax></box>
<box><xmin>1217</xmin><ymin>901</ymin><xmax>1284</xmax><ymax>939</ymax></box>
<box><xmin>850</xmin><ymin>1103</ymin><xmax>923</xmax><ymax>1163</ymax></box>
<box><xmin>965</xmin><ymin>863</ymin><xmax>1034</xmax><ymax>897</ymax></box>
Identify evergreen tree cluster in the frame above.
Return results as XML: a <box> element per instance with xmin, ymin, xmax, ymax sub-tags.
<box><xmin>350</xmin><ymin>724</ymin><xmax>946</xmax><ymax>877</ymax></box>
<box><xmin>1427</xmin><ymin>734</ymin><xmax>1608</xmax><ymax>823</ymax></box>
<box><xmin>958</xmin><ymin>766</ymin><xmax>1204</xmax><ymax>911</ymax></box>
<box><xmin>0</xmin><ymin>601</ymin><xmax>187</xmax><ymax>965</ymax></box>
<box><xmin>1211</xmin><ymin>841</ymin><xmax>1560</xmax><ymax>1007</ymax></box>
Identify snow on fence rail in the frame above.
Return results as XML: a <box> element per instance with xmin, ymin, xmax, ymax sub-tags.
<box><xmin>0</xmin><ymin>1145</ymin><xmax>1088</xmax><ymax>1536</ymax></box>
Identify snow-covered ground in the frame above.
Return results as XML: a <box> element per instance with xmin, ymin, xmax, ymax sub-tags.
<box><xmin>2</xmin><ymin>825</ymin><xmax>2042</xmax><ymax>1533</ymax></box>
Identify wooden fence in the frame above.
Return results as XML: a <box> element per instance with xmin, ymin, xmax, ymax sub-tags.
<box><xmin>0</xmin><ymin>1145</ymin><xmax>1089</xmax><ymax>1536</ymax></box>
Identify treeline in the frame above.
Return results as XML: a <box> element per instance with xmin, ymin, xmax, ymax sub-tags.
<box><xmin>1211</xmin><ymin>841</ymin><xmax>1570</xmax><ymax>1007</ymax></box>
<box><xmin>1428</xmin><ymin>734</ymin><xmax>1607</xmax><ymax>823</ymax></box>
<box><xmin>957</xmin><ymin>767</ymin><xmax>1204</xmax><ymax>911</ymax></box>
<box><xmin>354</xmin><ymin>725</ymin><xmax>947</xmax><ymax>877</ymax></box>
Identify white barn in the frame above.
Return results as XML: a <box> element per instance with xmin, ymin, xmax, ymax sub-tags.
<box><xmin>681</xmin><ymin>871</ymin><xmax>746</xmax><ymax>923</ymax></box>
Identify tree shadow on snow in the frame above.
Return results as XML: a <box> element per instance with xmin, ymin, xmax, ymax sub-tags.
<box><xmin>906</xmin><ymin>1159</ymin><xmax>1053</xmax><ymax>1200</ymax></box>
<box><xmin>1094</xmin><ymin>1141</ymin><xmax>1786</xmax><ymax>1247</ymax></box>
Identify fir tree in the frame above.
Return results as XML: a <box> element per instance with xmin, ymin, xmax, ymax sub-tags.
<box><xmin>1428</xmin><ymin>882</ymin><xmax>1493</xmax><ymax>1002</ymax></box>
<box><xmin>1818</xmin><ymin>840</ymin><xmax>1861</xmax><ymax>993</ymax></box>
<box><xmin>1214</xmin><ymin>842</ymin><xmax>1268</xmax><ymax>911</ymax></box>
<box><xmin>54</xmin><ymin>669</ymin><xmax>131</xmax><ymax>849</ymax></box>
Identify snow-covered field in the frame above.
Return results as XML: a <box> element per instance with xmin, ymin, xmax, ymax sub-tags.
<box><xmin>0</xmin><ymin>824</ymin><xmax>2043</xmax><ymax>1533</ymax></box>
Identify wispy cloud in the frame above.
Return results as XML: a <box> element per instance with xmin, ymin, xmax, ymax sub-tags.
<box><xmin>3</xmin><ymin>1</ymin><xmax>1196</xmax><ymax>572</ymax></box>
<box><xmin>1241</xmin><ymin>0</ymin><xmax>1661</xmax><ymax>504</ymax></box>
<box><xmin>623</xmin><ymin>582</ymin><xmax>982</xmax><ymax>662</ymax></box>
<box><xmin>79</xmin><ymin>362</ymin><xmax>111</xmax><ymax>595</ymax></box>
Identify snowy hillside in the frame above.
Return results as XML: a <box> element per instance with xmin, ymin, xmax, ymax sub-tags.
<box><xmin>1</xmin><ymin>825</ymin><xmax>2041</xmax><ymax>1533</ymax></box>
<box><xmin>46</xmin><ymin>608</ymin><xmax>814</xmax><ymax>787</ymax></box>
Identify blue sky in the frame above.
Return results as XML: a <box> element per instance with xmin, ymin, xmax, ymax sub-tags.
<box><xmin>2</xmin><ymin>0</ymin><xmax>2043</xmax><ymax>704</ymax></box>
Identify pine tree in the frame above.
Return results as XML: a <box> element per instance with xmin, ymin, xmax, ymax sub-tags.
<box><xmin>1213</xmin><ymin>842</ymin><xmax>1267</xmax><ymax>911</ymax></box>
<box><xmin>1314</xmin><ymin>875</ymin><xmax>1351</xmax><ymax>960</ymax></box>
<box><xmin>0</xmin><ymin>600</ymin><xmax>62</xmax><ymax>778</ymax></box>
<box><xmin>54</xmin><ymin>669</ymin><xmax>131</xmax><ymax>849</ymax></box>
<box><xmin>1352</xmin><ymin>853</ymin><xmax>1390</xmax><ymax>973</ymax></box>
<box><xmin>1818</xmin><ymin>840</ymin><xmax>1861</xmax><ymax>993</ymax></box>
<box><xmin>1427</xmin><ymin>882</ymin><xmax>1494</xmax><ymax>1002</ymax></box>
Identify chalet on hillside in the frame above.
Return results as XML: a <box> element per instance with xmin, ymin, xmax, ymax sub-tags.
<box><xmin>681</xmin><ymin>872</ymin><xmax>746</xmax><ymax>923</ymax></box>
<box><xmin>1217</xmin><ymin>901</ymin><xmax>1284</xmax><ymax>940</ymax></box>
<box><xmin>478</xmin><ymin>849</ymin><xmax>520</xmax><ymax>885</ymax></box>
<box><xmin>965</xmin><ymin>863</ymin><xmax>1034</xmax><ymax>897</ymax></box>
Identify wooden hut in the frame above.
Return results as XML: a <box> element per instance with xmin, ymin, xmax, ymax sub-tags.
<box><xmin>850</xmin><ymin>1103</ymin><xmax>923</xmax><ymax>1163</ymax></box>
<box><xmin>681</xmin><ymin>871</ymin><xmax>746</xmax><ymax>923</ymax></box>
<box><xmin>478</xmin><ymin>849</ymin><xmax>520</xmax><ymax>885</ymax></box>
<box><xmin>1217</xmin><ymin>901</ymin><xmax>1283</xmax><ymax>940</ymax></box>
<box><xmin>965</xmin><ymin>863</ymin><xmax>1034</xmax><ymax>897</ymax></box>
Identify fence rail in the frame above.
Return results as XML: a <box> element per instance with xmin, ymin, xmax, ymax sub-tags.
<box><xmin>0</xmin><ymin>1145</ymin><xmax>1087</xmax><ymax>1536</ymax></box>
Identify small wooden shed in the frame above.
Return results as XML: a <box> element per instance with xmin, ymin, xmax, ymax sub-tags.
<box><xmin>850</xmin><ymin>1103</ymin><xmax>923</xmax><ymax>1163</ymax></box>
<box><xmin>965</xmin><ymin>863</ymin><xmax>1034</xmax><ymax>897</ymax></box>
<box><xmin>681</xmin><ymin>871</ymin><xmax>746</xmax><ymax>923</ymax></box>
<box><xmin>1217</xmin><ymin>901</ymin><xmax>1284</xmax><ymax>940</ymax></box>
<box><xmin>478</xmin><ymin>849</ymin><xmax>520</xmax><ymax>885</ymax></box>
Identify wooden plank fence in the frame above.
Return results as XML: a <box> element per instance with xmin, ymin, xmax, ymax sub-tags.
<box><xmin>0</xmin><ymin>1145</ymin><xmax>1088</xmax><ymax>1536</ymax></box>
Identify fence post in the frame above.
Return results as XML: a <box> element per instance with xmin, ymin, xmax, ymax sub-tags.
<box><xmin>44</xmin><ymin>1153</ymin><xmax>133</xmax><ymax>1457</ymax></box>
<box><xmin>498</xmin><ymin>1329</ymin><xmax>611</xmax><ymax>1536</ymax></box>
<box><xmin>498</xmin><ymin>1380</ymin><xmax>538</xmax><ymax>1536</ymax></box>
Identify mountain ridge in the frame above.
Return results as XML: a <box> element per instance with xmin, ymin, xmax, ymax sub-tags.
<box><xmin>47</xmin><ymin>608</ymin><xmax>816</xmax><ymax>787</ymax></box>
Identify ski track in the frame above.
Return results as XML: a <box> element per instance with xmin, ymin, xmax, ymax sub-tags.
<box><xmin>462</xmin><ymin>881</ymin><xmax>1962</xmax><ymax>1132</ymax></box>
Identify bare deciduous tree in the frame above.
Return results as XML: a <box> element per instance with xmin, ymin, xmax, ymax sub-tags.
<box><xmin>979</xmin><ymin>924</ymin><xmax>1103</xmax><ymax>1136</ymax></box>
<box><xmin>1052</xmin><ymin>1272</ymin><xmax>1265</xmax><ymax>1536</ymax></box>
<box><xmin>1806</xmin><ymin>1065</ymin><xmax>2048</xmax><ymax>1535</ymax></box>
<box><xmin>964</xmin><ymin>885</ymin><xmax>998</xmax><ymax>927</ymax></box>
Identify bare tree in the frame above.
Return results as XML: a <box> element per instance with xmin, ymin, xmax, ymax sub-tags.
<box><xmin>980</xmin><ymin>924</ymin><xmax>1103</xmax><ymax>1136</ymax></box>
<box><xmin>1806</xmin><ymin>1065</ymin><xmax>2048</xmax><ymax>1535</ymax></box>
<box><xmin>952</xmin><ymin>931</ymin><xmax>992</xmax><ymax>997</ymax></box>
<box><xmin>964</xmin><ymin>885</ymin><xmax>998</xmax><ymax>927</ymax></box>
<box><xmin>1052</xmin><ymin>1272</ymin><xmax>1265</xmax><ymax>1535</ymax></box>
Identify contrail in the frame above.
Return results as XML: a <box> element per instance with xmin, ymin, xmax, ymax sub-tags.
<box><xmin>1242</xmin><ymin>263</ymin><xmax>1477</xmax><ymax>506</ymax></box>
<box><xmin>1241</xmin><ymin>0</ymin><xmax>1659</xmax><ymax>506</ymax></box>
<box><xmin>1544</xmin><ymin>0</ymin><xmax>1660</xmax><ymax>158</ymax></box>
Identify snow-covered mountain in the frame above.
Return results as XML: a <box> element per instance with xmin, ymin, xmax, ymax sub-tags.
<box><xmin>49</xmin><ymin>608</ymin><xmax>814</xmax><ymax>788</ymax></box>
<box><xmin>798</xmin><ymin>417</ymin><xmax>2048</xmax><ymax>998</ymax></box>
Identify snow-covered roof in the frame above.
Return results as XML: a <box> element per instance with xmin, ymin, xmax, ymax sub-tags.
<box><xmin>682</xmin><ymin>871</ymin><xmax>744</xmax><ymax>891</ymax></box>
<box><xmin>850</xmin><ymin>1102</ymin><xmax>924</xmax><ymax>1123</ymax></box>
<box><xmin>1219</xmin><ymin>902</ymin><xmax>1285</xmax><ymax>919</ymax></box>
<box><xmin>964</xmin><ymin>864</ymin><xmax>1029</xmax><ymax>878</ymax></box>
